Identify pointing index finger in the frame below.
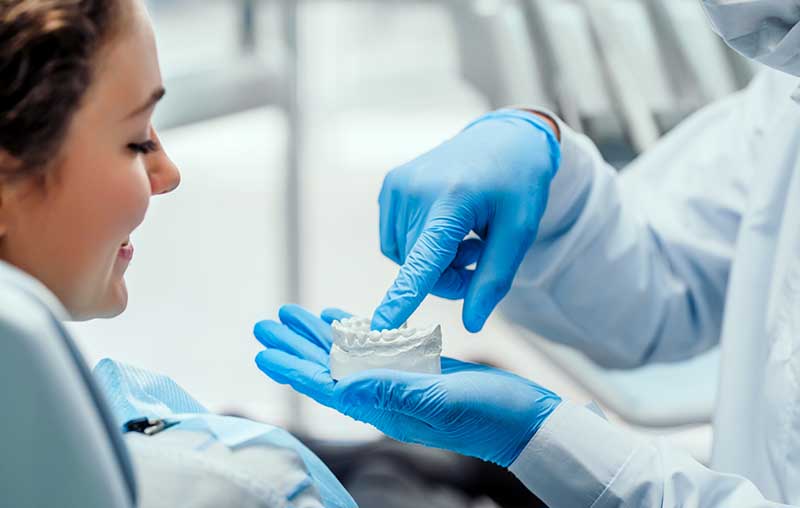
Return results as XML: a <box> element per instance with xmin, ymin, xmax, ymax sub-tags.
<box><xmin>372</xmin><ymin>225</ymin><xmax>464</xmax><ymax>330</ymax></box>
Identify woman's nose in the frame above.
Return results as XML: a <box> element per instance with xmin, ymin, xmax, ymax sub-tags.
<box><xmin>147</xmin><ymin>129</ymin><xmax>180</xmax><ymax>196</ymax></box>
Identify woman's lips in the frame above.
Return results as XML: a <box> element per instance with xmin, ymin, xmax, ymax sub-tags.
<box><xmin>118</xmin><ymin>241</ymin><xmax>134</xmax><ymax>262</ymax></box>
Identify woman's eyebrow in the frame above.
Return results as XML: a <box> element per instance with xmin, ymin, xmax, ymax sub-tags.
<box><xmin>125</xmin><ymin>87</ymin><xmax>166</xmax><ymax>119</ymax></box>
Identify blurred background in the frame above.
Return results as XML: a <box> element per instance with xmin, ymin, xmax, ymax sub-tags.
<box><xmin>69</xmin><ymin>0</ymin><xmax>757</xmax><ymax>461</ymax></box>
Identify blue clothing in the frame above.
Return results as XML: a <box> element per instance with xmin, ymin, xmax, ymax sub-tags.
<box><xmin>94</xmin><ymin>359</ymin><xmax>356</xmax><ymax>508</ymax></box>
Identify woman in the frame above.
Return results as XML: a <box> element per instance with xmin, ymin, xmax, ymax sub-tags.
<box><xmin>0</xmin><ymin>1</ymin><xmax>352</xmax><ymax>507</ymax></box>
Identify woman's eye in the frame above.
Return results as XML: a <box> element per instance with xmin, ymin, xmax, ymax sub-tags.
<box><xmin>127</xmin><ymin>139</ymin><xmax>159</xmax><ymax>155</ymax></box>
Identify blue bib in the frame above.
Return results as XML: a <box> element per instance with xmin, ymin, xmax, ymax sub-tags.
<box><xmin>93</xmin><ymin>358</ymin><xmax>356</xmax><ymax>508</ymax></box>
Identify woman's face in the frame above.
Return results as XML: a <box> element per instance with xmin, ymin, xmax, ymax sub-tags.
<box><xmin>0</xmin><ymin>0</ymin><xmax>180</xmax><ymax>320</ymax></box>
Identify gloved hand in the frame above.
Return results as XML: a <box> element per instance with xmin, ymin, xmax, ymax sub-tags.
<box><xmin>253</xmin><ymin>304</ymin><xmax>562</xmax><ymax>467</ymax></box>
<box><xmin>373</xmin><ymin>109</ymin><xmax>561</xmax><ymax>333</ymax></box>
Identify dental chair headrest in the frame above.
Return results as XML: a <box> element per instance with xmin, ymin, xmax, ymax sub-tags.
<box><xmin>0</xmin><ymin>262</ymin><xmax>136</xmax><ymax>508</ymax></box>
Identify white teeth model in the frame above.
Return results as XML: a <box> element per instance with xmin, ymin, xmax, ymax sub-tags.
<box><xmin>329</xmin><ymin>317</ymin><xmax>442</xmax><ymax>381</ymax></box>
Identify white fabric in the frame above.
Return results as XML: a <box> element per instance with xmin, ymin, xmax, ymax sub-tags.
<box><xmin>126</xmin><ymin>430</ymin><xmax>323</xmax><ymax>508</ymax></box>
<box><xmin>503</xmin><ymin>67</ymin><xmax>800</xmax><ymax>506</ymax></box>
<box><xmin>701</xmin><ymin>0</ymin><xmax>800</xmax><ymax>77</ymax></box>
<box><xmin>510</xmin><ymin>402</ymin><xmax>784</xmax><ymax>507</ymax></box>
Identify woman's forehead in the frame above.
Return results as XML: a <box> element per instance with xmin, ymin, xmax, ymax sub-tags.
<box><xmin>85</xmin><ymin>3</ymin><xmax>162</xmax><ymax>121</ymax></box>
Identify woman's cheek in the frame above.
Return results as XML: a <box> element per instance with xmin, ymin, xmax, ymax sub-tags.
<box><xmin>114</xmin><ymin>162</ymin><xmax>152</xmax><ymax>233</ymax></box>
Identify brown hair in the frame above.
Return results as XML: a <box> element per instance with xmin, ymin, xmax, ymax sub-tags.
<box><xmin>0</xmin><ymin>0</ymin><xmax>123</xmax><ymax>178</ymax></box>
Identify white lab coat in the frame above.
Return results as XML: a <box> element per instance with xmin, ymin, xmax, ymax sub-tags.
<box><xmin>502</xmin><ymin>68</ymin><xmax>800</xmax><ymax>506</ymax></box>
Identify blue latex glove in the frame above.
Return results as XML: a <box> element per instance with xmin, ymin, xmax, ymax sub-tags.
<box><xmin>373</xmin><ymin>109</ymin><xmax>561</xmax><ymax>332</ymax></box>
<box><xmin>253</xmin><ymin>304</ymin><xmax>562</xmax><ymax>467</ymax></box>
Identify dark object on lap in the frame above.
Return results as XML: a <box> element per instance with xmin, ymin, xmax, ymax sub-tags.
<box><xmin>300</xmin><ymin>436</ymin><xmax>546</xmax><ymax>508</ymax></box>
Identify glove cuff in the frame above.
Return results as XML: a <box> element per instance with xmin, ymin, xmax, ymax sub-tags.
<box><xmin>463</xmin><ymin>109</ymin><xmax>563</xmax><ymax>177</ymax></box>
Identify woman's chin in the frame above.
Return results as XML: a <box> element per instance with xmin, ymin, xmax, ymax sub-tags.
<box><xmin>107</xmin><ymin>278</ymin><xmax>129</xmax><ymax>317</ymax></box>
<box><xmin>89</xmin><ymin>278</ymin><xmax>129</xmax><ymax>320</ymax></box>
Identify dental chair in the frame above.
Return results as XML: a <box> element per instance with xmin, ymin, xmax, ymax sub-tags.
<box><xmin>0</xmin><ymin>266</ymin><xmax>136</xmax><ymax>507</ymax></box>
<box><xmin>446</xmin><ymin>0</ymin><xmax>554</xmax><ymax>110</ymax></box>
<box><xmin>525</xmin><ymin>0</ymin><xmax>636</xmax><ymax>167</ymax></box>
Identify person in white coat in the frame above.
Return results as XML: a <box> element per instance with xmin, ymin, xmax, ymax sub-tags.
<box><xmin>253</xmin><ymin>1</ymin><xmax>800</xmax><ymax>506</ymax></box>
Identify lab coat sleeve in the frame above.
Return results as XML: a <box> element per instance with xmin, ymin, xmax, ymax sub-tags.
<box><xmin>509</xmin><ymin>401</ymin><xmax>792</xmax><ymax>508</ymax></box>
<box><xmin>501</xmin><ymin>70</ymin><xmax>785</xmax><ymax>368</ymax></box>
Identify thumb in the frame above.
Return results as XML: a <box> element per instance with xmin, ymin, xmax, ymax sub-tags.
<box><xmin>320</xmin><ymin>308</ymin><xmax>353</xmax><ymax>324</ymax></box>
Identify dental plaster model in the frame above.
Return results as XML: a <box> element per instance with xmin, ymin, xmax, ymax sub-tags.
<box><xmin>329</xmin><ymin>317</ymin><xmax>442</xmax><ymax>381</ymax></box>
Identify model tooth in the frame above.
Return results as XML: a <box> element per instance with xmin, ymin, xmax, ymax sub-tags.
<box><xmin>331</xmin><ymin>322</ymin><xmax>345</xmax><ymax>344</ymax></box>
